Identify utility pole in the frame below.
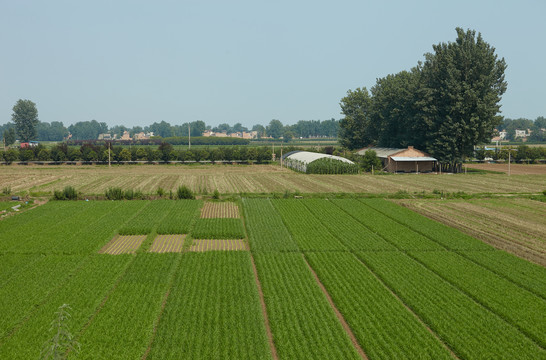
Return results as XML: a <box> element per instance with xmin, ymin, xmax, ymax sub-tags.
<box><xmin>508</xmin><ymin>148</ymin><xmax>511</xmax><ymax>176</ymax></box>
<box><xmin>280</xmin><ymin>142</ymin><xmax>283</xmax><ymax>168</ymax></box>
<box><xmin>188</xmin><ymin>123</ymin><xmax>191</xmax><ymax>150</ymax></box>
<box><xmin>108</xmin><ymin>142</ymin><xmax>111</xmax><ymax>168</ymax></box>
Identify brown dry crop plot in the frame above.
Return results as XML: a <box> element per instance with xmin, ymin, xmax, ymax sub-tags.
<box><xmin>99</xmin><ymin>235</ymin><xmax>147</xmax><ymax>255</ymax></box>
<box><xmin>200</xmin><ymin>202</ymin><xmax>240</xmax><ymax>218</ymax></box>
<box><xmin>148</xmin><ymin>234</ymin><xmax>185</xmax><ymax>253</ymax></box>
<box><xmin>398</xmin><ymin>198</ymin><xmax>546</xmax><ymax>266</ymax></box>
<box><xmin>189</xmin><ymin>239</ymin><xmax>247</xmax><ymax>252</ymax></box>
<box><xmin>2</xmin><ymin>164</ymin><xmax>546</xmax><ymax>194</ymax></box>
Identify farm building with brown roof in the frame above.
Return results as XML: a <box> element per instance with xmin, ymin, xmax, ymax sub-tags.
<box><xmin>357</xmin><ymin>146</ymin><xmax>437</xmax><ymax>173</ymax></box>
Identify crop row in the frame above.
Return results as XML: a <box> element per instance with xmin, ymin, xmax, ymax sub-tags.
<box><xmin>242</xmin><ymin>198</ymin><xmax>298</xmax><ymax>252</ymax></box>
<box><xmin>0</xmin><ymin>254</ymin><xmax>86</xmax><ymax>339</ymax></box>
<box><xmin>76</xmin><ymin>253</ymin><xmax>180</xmax><ymax>359</ymax></box>
<box><xmin>332</xmin><ymin>199</ymin><xmax>444</xmax><ymax>250</ymax></box>
<box><xmin>0</xmin><ymin>202</ymin><xmax>100</xmax><ymax>252</ymax></box>
<box><xmin>408</xmin><ymin>250</ymin><xmax>546</xmax><ymax>348</ymax></box>
<box><xmin>300</xmin><ymin>199</ymin><xmax>396</xmax><ymax>251</ymax></box>
<box><xmin>253</xmin><ymin>252</ymin><xmax>360</xmax><ymax>359</ymax></box>
<box><xmin>305</xmin><ymin>252</ymin><xmax>452</xmax><ymax>359</ymax></box>
<box><xmin>271</xmin><ymin>200</ymin><xmax>346</xmax><ymax>251</ymax></box>
<box><xmin>147</xmin><ymin>252</ymin><xmax>272</xmax><ymax>359</ymax></box>
<box><xmin>356</xmin><ymin>251</ymin><xmax>545</xmax><ymax>359</ymax></box>
<box><xmin>191</xmin><ymin>218</ymin><xmax>245</xmax><ymax>239</ymax></box>
<box><xmin>156</xmin><ymin>200</ymin><xmax>201</xmax><ymax>234</ymax></box>
<box><xmin>0</xmin><ymin>255</ymin><xmax>131</xmax><ymax>359</ymax></box>
<box><xmin>118</xmin><ymin>200</ymin><xmax>175</xmax><ymax>235</ymax></box>
<box><xmin>359</xmin><ymin>199</ymin><xmax>546</xmax><ymax>299</ymax></box>
<box><xmin>359</xmin><ymin>198</ymin><xmax>493</xmax><ymax>250</ymax></box>
<box><xmin>460</xmin><ymin>250</ymin><xmax>546</xmax><ymax>299</ymax></box>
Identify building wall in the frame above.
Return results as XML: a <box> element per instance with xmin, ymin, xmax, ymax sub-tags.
<box><xmin>386</xmin><ymin>160</ymin><xmax>434</xmax><ymax>173</ymax></box>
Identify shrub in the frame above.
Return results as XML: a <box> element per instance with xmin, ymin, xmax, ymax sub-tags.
<box><xmin>52</xmin><ymin>186</ymin><xmax>78</xmax><ymax>200</ymax></box>
<box><xmin>177</xmin><ymin>185</ymin><xmax>195</xmax><ymax>199</ymax></box>
<box><xmin>1</xmin><ymin>186</ymin><xmax>11</xmax><ymax>195</ymax></box>
<box><xmin>156</xmin><ymin>187</ymin><xmax>165</xmax><ymax>198</ymax></box>
<box><xmin>124</xmin><ymin>189</ymin><xmax>134</xmax><ymax>200</ymax></box>
<box><xmin>212</xmin><ymin>189</ymin><xmax>220</xmax><ymax>200</ymax></box>
<box><xmin>63</xmin><ymin>186</ymin><xmax>78</xmax><ymax>200</ymax></box>
<box><xmin>105</xmin><ymin>187</ymin><xmax>124</xmax><ymax>200</ymax></box>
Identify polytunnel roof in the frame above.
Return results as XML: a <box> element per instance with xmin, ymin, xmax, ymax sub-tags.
<box><xmin>283</xmin><ymin>151</ymin><xmax>355</xmax><ymax>165</ymax></box>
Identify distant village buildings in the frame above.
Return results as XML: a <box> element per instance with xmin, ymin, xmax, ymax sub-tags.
<box><xmin>202</xmin><ymin>130</ymin><xmax>258</xmax><ymax>139</ymax></box>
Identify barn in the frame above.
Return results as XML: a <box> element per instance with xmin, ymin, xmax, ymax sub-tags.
<box><xmin>357</xmin><ymin>146</ymin><xmax>437</xmax><ymax>173</ymax></box>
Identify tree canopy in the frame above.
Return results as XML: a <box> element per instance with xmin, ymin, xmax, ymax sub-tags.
<box><xmin>339</xmin><ymin>28</ymin><xmax>507</xmax><ymax>168</ymax></box>
<box><xmin>12</xmin><ymin>99</ymin><xmax>39</xmax><ymax>142</ymax></box>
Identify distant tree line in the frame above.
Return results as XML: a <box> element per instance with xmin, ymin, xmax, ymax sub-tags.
<box><xmin>2</xmin><ymin>113</ymin><xmax>339</xmax><ymax>145</ymax></box>
<box><xmin>497</xmin><ymin>117</ymin><xmax>546</xmax><ymax>142</ymax></box>
<box><xmin>339</xmin><ymin>28</ymin><xmax>509</xmax><ymax>172</ymax></box>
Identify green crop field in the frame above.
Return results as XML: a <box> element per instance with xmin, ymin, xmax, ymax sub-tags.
<box><xmin>0</xmin><ymin>198</ymin><xmax>545</xmax><ymax>359</ymax></box>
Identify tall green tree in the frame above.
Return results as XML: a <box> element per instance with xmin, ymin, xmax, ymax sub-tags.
<box><xmin>3</xmin><ymin>127</ymin><xmax>16</xmax><ymax>146</ymax></box>
<box><xmin>12</xmin><ymin>99</ymin><xmax>39</xmax><ymax>142</ymax></box>
<box><xmin>339</xmin><ymin>87</ymin><xmax>373</xmax><ymax>149</ymax></box>
<box><xmin>266</xmin><ymin>119</ymin><xmax>284</xmax><ymax>139</ymax></box>
<box><xmin>370</xmin><ymin>69</ymin><xmax>421</xmax><ymax>148</ymax></box>
<box><xmin>416</xmin><ymin>28</ymin><xmax>507</xmax><ymax>167</ymax></box>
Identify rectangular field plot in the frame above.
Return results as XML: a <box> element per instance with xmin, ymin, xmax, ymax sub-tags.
<box><xmin>149</xmin><ymin>234</ymin><xmax>185</xmax><ymax>253</ymax></box>
<box><xmin>189</xmin><ymin>239</ymin><xmax>247</xmax><ymax>252</ymax></box>
<box><xmin>99</xmin><ymin>235</ymin><xmax>146</xmax><ymax>254</ymax></box>
<box><xmin>200</xmin><ymin>202</ymin><xmax>240</xmax><ymax>218</ymax></box>
<box><xmin>191</xmin><ymin>218</ymin><xmax>245</xmax><ymax>239</ymax></box>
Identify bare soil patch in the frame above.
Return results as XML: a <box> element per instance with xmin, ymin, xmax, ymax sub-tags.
<box><xmin>99</xmin><ymin>235</ymin><xmax>147</xmax><ymax>255</ymax></box>
<box><xmin>189</xmin><ymin>239</ymin><xmax>247</xmax><ymax>252</ymax></box>
<box><xmin>466</xmin><ymin>163</ymin><xmax>546</xmax><ymax>175</ymax></box>
<box><xmin>148</xmin><ymin>234</ymin><xmax>185</xmax><ymax>253</ymax></box>
<box><xmin>200</xmin><ymin>202</ymin><xmax>240</xmax><ymax>218</ymax></box>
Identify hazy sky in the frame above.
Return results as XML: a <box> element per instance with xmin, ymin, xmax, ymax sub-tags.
<box><xmin>1</xmin><ymin>0</ymin><xmax>545</xmax><ymax>129</ymax></box>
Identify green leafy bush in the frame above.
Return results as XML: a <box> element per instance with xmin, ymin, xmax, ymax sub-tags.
<box><xmin>105</xmin><ymin>187</ymin><xmax>124</xmax><ymax>200</ymax></box>
<box><xmin>177</xmin><ymin>185</ymin><xmax>195</xmax><ymax>200</ymax></box>
<box><xmin>306</xmin><ymin>158</ymin><xmax>359</xmax><ymax>174</ymax></box>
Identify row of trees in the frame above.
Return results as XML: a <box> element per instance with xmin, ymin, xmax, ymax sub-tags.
<box><xmin>339</xmin><ymin>28</ymin><xmax>508</xmax><ymax>171</ymax></box>
<box><xmin>0</xmin><ymin>143</ymin><xmax>285</xmax><ymax>164</ymax></box>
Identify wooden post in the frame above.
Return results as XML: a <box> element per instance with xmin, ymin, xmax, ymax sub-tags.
<box><xmin>280</xmin><ymin>142</ymin><xmax>283</xmax><ymax>168</ymax></box>
<box><xmin>188</xmin><ymin>123</ymin><xmax>191</xmax><ymax>150</ymax></box>
<box><xmin>108</xmin><ymin>142</ymin><xmax>111</xmax><ymax>168</ymax></box>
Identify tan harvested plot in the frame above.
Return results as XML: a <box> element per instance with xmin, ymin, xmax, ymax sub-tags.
<box><xmin>189</xmin><ymin>239</ymin><xmax>247</xmax><ymax>252</ymax></box>
<box><xmin>2</xmin><ymin>164</ymin><xmax>545</xmax><ymax>195</ymax></box>
<box><xmin>398</xmin><ymin>198</ymin><xmax>546</xmax><ymax>266</ymax></box>
<box><xmin>99</xmin><ymin>235</ymin><xmax>146</xmax><ymax>255</ymax></box>
<box><xmin>200</xmin><ymin>202</ymin><xmax>240</xmax><ymax>218</ymax></box>
<box><xmin>148</xmin><ymin>234</ymin><xmax>185</xmax><ymax>253</ymax></box>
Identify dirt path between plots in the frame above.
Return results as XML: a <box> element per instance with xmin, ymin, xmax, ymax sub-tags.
<box><xmin>302</xmin><ymin>255</ymin><xmax>368</xmax><ymax>360</ymax></box>
<box><xmin>250</xmin><ymin>254</ymin><xmax>278</xmax><ymax>360</ymax></box>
